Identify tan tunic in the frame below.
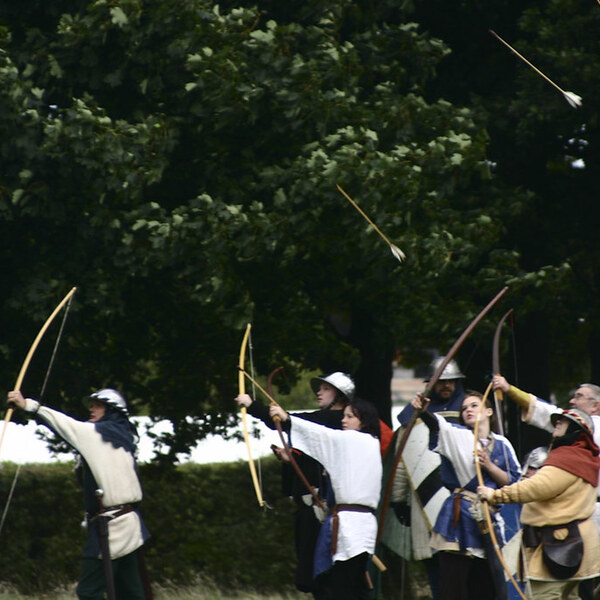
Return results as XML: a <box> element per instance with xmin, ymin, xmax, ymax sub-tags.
<box><xmin>490</xmin><ymin>465</ymin><xmax>600</xmax><ymax>581</ymax></box>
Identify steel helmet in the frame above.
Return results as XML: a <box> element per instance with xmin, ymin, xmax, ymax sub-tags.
<box><xmin>88</xmin><ymin>388</ymin><xmax>129</xmax><ymax>416</ymax></box>
<box><xmin>550</xmin><ymin>408</ymin><xmax>594</xmax><ymax>438</ymax></box>
<box><xmin>425</xmin><ymin>356</ymin><xmax>465</xmax><ymax>382</ymax></box>
<box><xmin>310</xmin><ymin>372</ymin><xmax>355</xmax><ymax>400</ymax></box>
<box><xmin>523</xmin><ymin>446</ymin><xmax>549</xmax><ymax>472</ymax></box>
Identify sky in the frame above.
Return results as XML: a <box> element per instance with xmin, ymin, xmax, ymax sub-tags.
<box><xmin>0</xmin><ymin>406</ymin><xmax>404</xmax><ymax>465</ymax></box>
<box><xmin>0</xmin><ymin>416</ymin><xmax>275</xmax><ymax>464</ymax></box>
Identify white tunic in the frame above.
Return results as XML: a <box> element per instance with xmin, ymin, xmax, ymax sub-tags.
<box><xmin>289</xmin><ymin>416</ymin><xmax>382</xmax><ymax>562</ymax></box>
<box><xmin>26</xmin><ymin>398</ymin><xmax>145</xmax><ymax>559</ymax></box>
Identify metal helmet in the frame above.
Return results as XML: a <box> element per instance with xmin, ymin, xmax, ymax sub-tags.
<box><xmin>550</xmin><ymin>408</ymin><xmax>594</xmax><ymax>438</ymax></box>
<box><xmin>310</xmin><ymin>372</ymin><xmax>355</xmax><ymax>401</ymax></box>
<box><xmin>426</xmin><ymin>356</ymin><xmax>465</xmax><ymax>382</ymax></box>
<box><xmin>523</xmin><ymin>446</ymin><xmax>549</xmax><ymax>472</ymax></box>
<box><xmin>88</xmin><ymin>388</ymin><xmax>129</xmax><ymax>416</ymax></box>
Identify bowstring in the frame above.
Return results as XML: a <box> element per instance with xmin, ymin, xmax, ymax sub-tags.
<box><xmin>509</xmin><ymin>314</ymin><xmax>522</xmax><ymax>458</ymax></box>
<box><xmin>39</xmin><ymin>292</ymin><xmax>75</xmax><ymax>401</ymax></box>
<box><xmin>0</xmin><ymin>464</ymin><xmax>20</xmax><ymax>537</ymax></box>
<box><xmin>506</xmin><ymin>313</ymin><xmax>530</xmax><ymax>592</ymax></box>
<box><xmin>492</xmin><ymin>313</ymin><xmax>530</xmax><ymax>595</ymax></box>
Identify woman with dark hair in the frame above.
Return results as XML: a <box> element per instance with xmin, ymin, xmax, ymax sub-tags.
<box><xmin>347</xmin><ymin>397</ymin><xmax>381</xmax><ymax>438</ymax></box>
<box><xmin>412</xmin><ymin>390</ymin><xmax>521</xmax><ymax>600</ymax></box>
<box><xmin>270</xmin><ymin>399</ymin><xmax>382</xmax><ymax>600</ymax></box>
<box><xmin>479</xmin><ymin>408</ymin><xmax>600</xmax><ymax>599</ymax></box>
<box><xmin>235</xmin><ymin>371</ymin><xmax>354</xmax><ymax>598</ymax></box>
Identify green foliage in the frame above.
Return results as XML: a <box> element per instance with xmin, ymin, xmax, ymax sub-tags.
<box><xmin>0</xmin><ymin>459</ymin><xmax>297</xmax><ymax>594</ymax></box>
<box><xmin>0</xmin><ymin>463</ymin><xmax>82</xmax><ymax>592</ymax></box>
<box><xmin>399</xmin><ymin>0</ymin><xmax>600</xmax><ymax>395</ymax></box>
<box><xmin>0</xmin><ymin>0</ymin><xmax>574</xmax><ymax>457</ymax></box>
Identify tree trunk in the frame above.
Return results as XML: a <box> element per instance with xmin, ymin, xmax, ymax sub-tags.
<box><xmin>350</xmin><ymin>310</ymin><xmax>394</xmax><ymax>427</ymax></box>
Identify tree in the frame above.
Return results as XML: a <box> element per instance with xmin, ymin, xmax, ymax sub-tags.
<box><xmin>0</xmin><ymin>0</ymin><xmax>541</xmax><ymax>457</ymax></box>
<box><xmin>401</xmin><ymin>0</ymin><xmax>600</xmax><ymax>402</ymax></box>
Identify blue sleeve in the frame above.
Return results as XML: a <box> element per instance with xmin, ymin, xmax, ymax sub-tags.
<box><xmin>397</xmin><ymin>403</ymin><xmax>415</xmax><ymax>427</ymax></box>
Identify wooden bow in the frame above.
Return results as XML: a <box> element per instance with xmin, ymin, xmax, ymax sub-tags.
<box><xmin>242</xmin><ymin>366</ymin><xmax>327</xmax><ymax>511</ymax></box>
<box><xmin>492</xmin><ymin>309</ymin><xmax>514</xmax><ymax>437</ymax></box>
<box><xmin>0</xmin><ymin>286</ymin><xmax>77</xmax><ymax>460</ymax></box>
<box><xmin>238</xmin><ymin>323</ymin><xmax>266</xmax><ymax>508</ymax></box>
<box><xmin>474</xmin><ymin>381</ymin><xmax>527</xmax><ymax>600</ymax></box>
<box><xmin>377</xmin><ymin>285</ymin><xmax>509</xmax><ymax>544</ymax></box>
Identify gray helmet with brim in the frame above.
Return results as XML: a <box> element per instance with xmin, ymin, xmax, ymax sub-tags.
<box><xmin>310</xmin><ymin>372</ymin><xmax>355</xmax><ymax>401</ymax></box>
<box><xmin>425</xmin><ymin>356</ymin><xmax>465</xmax><ymax>382</ymax></box>
<box><xmin>86</xmin><ymin>388</ymin><xmax>129</xmax><ymax>416</ymax></box>
<box><xmin>550</xmin><ymin>408</ymin><xmax>594</xmax><ymax>438</ymax></box>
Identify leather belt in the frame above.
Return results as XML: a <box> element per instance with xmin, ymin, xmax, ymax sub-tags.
<box><xmin>331</xmin><ymin>504</ymin><xmax>375</xmax><ymax>554</ymax></box>
<box><xmin>88</xmin><ymin>503</ymin><xmax>135</xmax><ymax>523</ymax></box>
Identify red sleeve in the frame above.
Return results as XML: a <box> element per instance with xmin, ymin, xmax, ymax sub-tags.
<box><xmin>379</xmin><ymin>419</ymin><xmax>394</xmax><ymax>456</ymax></box>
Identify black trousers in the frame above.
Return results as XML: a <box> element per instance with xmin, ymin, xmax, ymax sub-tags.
<box><xmin>329</xmin><ymin>552</ymin><xmax>370</xmax><ymax>600</ymax></box>
<box><xmin>437</xmin><ymin>551</ymin><xmax>496</xmax><ymax>600</ymax></box>
<box><xmin>77</xmin><ymin>551</ymin><xmax>146</xmax><ymax>600</ymax></box>
<box><xmin>294</xmin><ymin>503</ymin><xmax>322</xmax><ymax>593</ymax></box>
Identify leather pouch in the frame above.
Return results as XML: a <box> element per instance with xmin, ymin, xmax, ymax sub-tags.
<box><xmin>540</xmin><ymin>522</ymin><xmax>584</xmax><ymax>579</ymax></box>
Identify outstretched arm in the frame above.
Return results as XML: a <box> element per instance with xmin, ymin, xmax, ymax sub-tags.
<box><xmin>411</xmin><ymin>394</ymin><xmax>439</xmax><ymax>433</ymax></box>
<box><xmin>235</xmin><ymin>393</ymin><xmax>280</xmax><ymax>430</ymax></box>
<box><xmin>493</xmin><ymin>375</ymin><xmax>556</xmax><ymax>433</ymax></box>
<box><xmin>493</xmin><ymin>375</ymin><xmax>532</xmax><ymax>410</ymax></box>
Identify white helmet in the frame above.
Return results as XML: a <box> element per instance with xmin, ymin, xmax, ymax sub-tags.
<box><xmin>426</xmin><ymin>357</ymin><xmax>465</xmax><ymax>382</ymax></box>
<box><xmin>310</xmin><ymin>372</ymin><xmax>355</xmax><ymax>400</ymax></box>
<box><xmin>88</xmin><ymin>388</ymin><xmax>129</xmax><ymax>416</ymax></box>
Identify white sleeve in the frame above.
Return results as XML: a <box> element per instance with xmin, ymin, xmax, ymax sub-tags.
<box><xmin>34</xmin><ymin>404</ymin><xmax>99</xmax><ymax>454</ymax></box>
<box><xmin>288</xmin><ymin>415</ymin><xmax>341</xmax><ymax>473</ymax></box>
<box><xmin>527</xmin><ymin>398</ymin><xmax>560</xmax><ymax>433</ymax></box>
<box><xmin>434</xmin><ymin>415</ymin><xmax>477</xmax><ymax>486</ymax></box>
<box><xmin>34</xmin><ymin>404</ymin><xmax>143</xmax><ymax>507</ymax></box>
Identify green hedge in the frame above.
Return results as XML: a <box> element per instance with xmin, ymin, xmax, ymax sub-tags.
<box><xmin>0</xmin><ymin>458</ymin><xmax>298</xmax><ymax>594</ymax></box>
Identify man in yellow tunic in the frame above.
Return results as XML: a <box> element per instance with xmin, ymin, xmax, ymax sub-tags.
<box><xmin>478</xmin><ymin>408</ymin><xmax>600</xmax><ymax>600</ymax></box>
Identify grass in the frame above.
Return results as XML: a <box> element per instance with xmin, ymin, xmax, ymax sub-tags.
<box><xmin>0</xmin><ymin>580</ymin><xmax>433</xmax><ymax>600</ymax></box>
<box><xmin>0</xmin><ymin>558</ymin><xmax>433</xmax><ymax>599</ymax></box>
<box><xmin>0</xmin><ymin>581</ymin><xmax>306</xmax><ymax>600</ymax></box>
